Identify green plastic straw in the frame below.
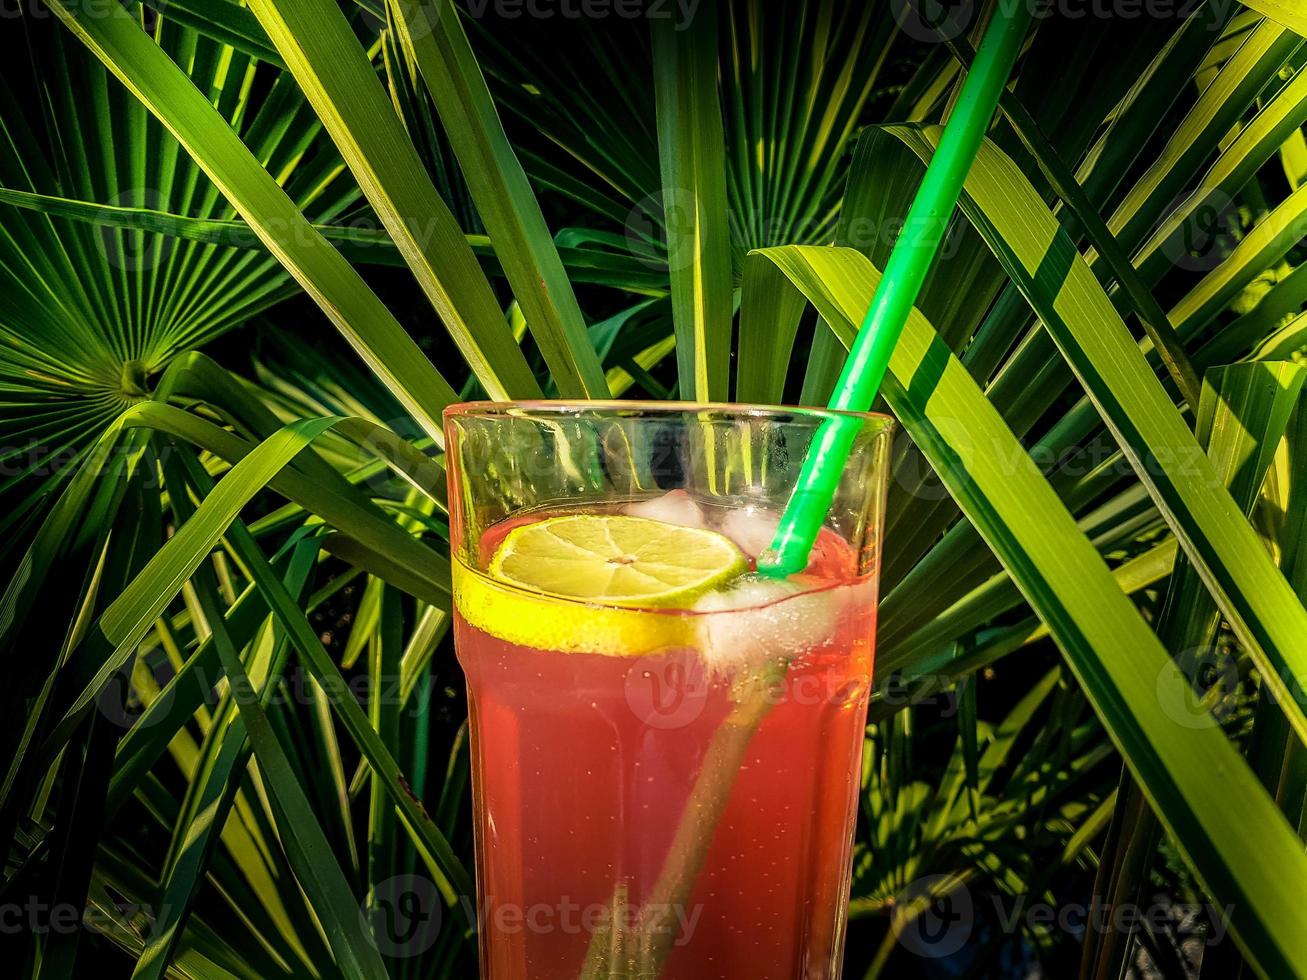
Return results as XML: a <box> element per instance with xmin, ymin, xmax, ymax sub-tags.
<box><xmin>759</xmin><ymin>9</ymin><xmax>1031</xmax><ymax>577</ymax></box>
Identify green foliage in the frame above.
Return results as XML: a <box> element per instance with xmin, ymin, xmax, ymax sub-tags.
<box><xmin>2</xmin><ymin>1</ymin><xmax>1306</xmax><ymax>977</ymax></box>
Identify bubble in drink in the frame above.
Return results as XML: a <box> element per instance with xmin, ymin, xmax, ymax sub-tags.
<box><xmin>452</xmin><ymin>507</ymin><xmax>877</xmax><ymax>979</ymax></box>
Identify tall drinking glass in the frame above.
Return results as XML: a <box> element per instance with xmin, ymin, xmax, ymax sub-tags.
<box><xmin>445</xmin><ymin>402</ymin><xmax>894</xmax><ymax>980</ymax></box>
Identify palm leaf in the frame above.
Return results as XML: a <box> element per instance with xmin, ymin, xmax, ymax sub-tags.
<box><xmin>885</xmin><ymin>123</ymin><xmax>1307</xmax><ymax>746</ymax></box>
<box><xmin>13</xmin><ymin>3</ymin><xmax>1307</xmax><ymax>975</ymax></box>
<box><xmin>742</xmin><ymin>243</ymin><xmax>1307</xmax><ymax>977</ymax></box>
<box><xmin>243</xmin><ymin>0</ymin><xmax>546</xmax><ymax>401</ymax></box>
<box><xmin>389</xmin><ymin>0</ymin><xmax>610</xmax><ymax>397</ymax></box>
<box><xmin>1083</xmin><ymin>361</ymin><xmax>1306</xmax><ymax>979</ymax></box>
<box><xmin>0</xmin><ymin>11</ymin><xmax>355</xmax><ymax>541</ymax></box>
<box><xmin>1241</xmin><ymin>0</ymin><xmax>1307</xmax><ymax>37</ymax></box>
<box><xmin>651</xmin><ymin>6</ymin><xmax>733</xmax><ymax>400</ymax></box>
<box><xmin>45</xmin><ymin>0</ymin><xmax>461</xmax><ymax>443</ymax></box>
<box><xmin>0</xmin><ymin>186</ymin><xmax>668</xmax><ymax>292</ymax></box>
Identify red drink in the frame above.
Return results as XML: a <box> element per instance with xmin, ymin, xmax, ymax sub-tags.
<box><xmin>453</xmin><ymin>504</ymin><xmax>878</xmax><ymax>980</ymax></box>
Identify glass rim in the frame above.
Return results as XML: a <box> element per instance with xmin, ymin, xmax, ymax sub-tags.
<box><xmin>443</xmin><ymin>399</ymin><xmax>896</xmax><ymax>430</ymax></box>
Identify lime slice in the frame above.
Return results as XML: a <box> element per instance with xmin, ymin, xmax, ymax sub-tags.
<box><xmin>492</xmin><ymin>515</ymin><xmax>746</xmax><ymax>605</ymax></box>
<box><xmin>454</xmin><ymin>514</ymin><xmax>746</xmax><ymax>656</ymax></box>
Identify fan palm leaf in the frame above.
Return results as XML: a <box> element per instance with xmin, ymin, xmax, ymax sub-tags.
<box><xmin>4</xmin><ymin>1</ymin><xmax>1307</xmax><ymax>977</ymax></box>
<box><xmin>0</xmin><ymin>11</ymin><xmax>357</xmax><ymax>545</ymax></box>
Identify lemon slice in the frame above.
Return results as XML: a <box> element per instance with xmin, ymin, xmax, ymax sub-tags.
<box><xmin>454</xmin><ymin>514</ymin><xmax>746</xmax><ymax>656</ymax></box>
<box><xmin>492</xmin><ymin>515</ymin><xmax>746</xmax><ymax>604</ymax></box>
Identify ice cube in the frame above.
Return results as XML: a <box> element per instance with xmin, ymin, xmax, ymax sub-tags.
<box><xmin>716</xmin><ymin>504</ymin><xmax>781</xmax><ymax>560</ymax></box>
<box><xmin>719</xmin><ymin>505</ymin><xmax>856</xmax><ymax>577</ymax></box>
<box><xmin>624</xmin><ymin>489</ymin><xmax>707</xmax><ymax>529</ymax></box>
<box><xmin>692</xmin><ymin>574</ymin><xmax>836</xmax><ymax>672</ymax></box>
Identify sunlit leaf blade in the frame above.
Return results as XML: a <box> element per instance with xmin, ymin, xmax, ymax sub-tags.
<box><xmin>206</xmin><ymin>610</ymin><xmax>389</xmax><ymax>980</ymax></box>
<box><xmin>1240</xmin><ymin>0</ymin><xmax>1307</xmax><ymax>38</ymax></box>
<box><xmin>170</xmin><ymin>449</ymin><xmax>474</xmax><ymax>906</ymax></box>
<box><xmin>743</xmin><ymin>243</ymin><xmax>1307</xmax><ymax>977</ymax></box>
<box><xmin>391</xmin><ymin>0</ymin><xmax>610</xmax><ymax>398</ymax></box>
<box><xmin>130</xmin><ymin>518</ymin><xmax>319</xmax><ymax>980</ymax></box>
<box><xmin>1102</xmin><ymin>19</ymin><xmax>1300</xmax><ymax>253</ymax></box>
<box><xmin>1132</xmin><ymin>57</ymin><xmax>1307</xmax><ymax>284</ymax></box>
<box><xmin>365</xmin><ymin>584</ymin><xmax>403</xmax><ymax>945</ymax></box>
<box><xmin>651</xmin><ymin>7</ymin><xmax>733</xmax><ymax>401</ymax></box>
<box><xmin>124</xmin><ymin>403</ymin><xmax>450</xmax><ymax>603</ymax></box>
<box><xmin>948</xmin><ymin>31</ymin><xmax>1203</xmax><ymax>406</ymax></box>
<box><xmin>244</xmin><ymin>0</ymin><xmax>545</xmax><ymax>402</ymax></box>
<box><xmin>1166</xmin><ymin>180</ymin><xmax>1307</xmax><ymax>338</ymax></box>
<box><xmin>106</xmin><ymin>571</ymin><xmax>279</xmax><ymax>816</ymax></box>
<box><xmin>45</xmin><ymin>417</ymin><xmax>337</xmax><ymax>731</ymax></box>
<box><xmin>53</xmin><ymin>415</ymin><xmax>386</xmax><ymax>977</ymax></box>
<box><xmin>34</xmin><ymin>465</ymin><xmax>157</xmax><ymax>977</ymax></box>
<box><xmin>0</xmin><ymin>186</ymin><xmax>668</xmax><ymax>292</ymax></box>
<box><xmin>1083</xmin><ymin>360</ymin><xmax>1305</xmax><ymax>980</ymax></box>
<box><xmin>133</xmin><ymin>0</ymin><xmax>285</xmax><ymax>64</ymax></box>
<box><xmin>22</xmin><ymin>411</ymin><xmax>473</xmax><ymax>939</ymax></box>
<box><xmin>1164</xmin><ymin>362</ymin><xmax>1306</xmax><ymax>653</ymax></box>
<box><xmin>887</xmin><ymin>122</ymin><xmax>1307</xmax><ymax>747</ymax></box>
<box><xmin>1248</xmin><ymin>393</ymin><xmax>1307</xmax><ymax>828</ymax></box>
<box><xmin>0</xmin><ymin>13</ymin><xmax>352</xmax><ymax>539</ymax></box>
<box><xmin>44</xmin><ymin>0</ymin><xmax>460</xmax><ymax>444</ymax></box>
